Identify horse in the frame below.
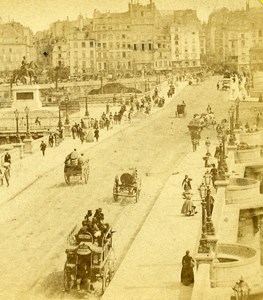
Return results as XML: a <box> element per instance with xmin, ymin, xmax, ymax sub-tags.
<box><xmin>11</xmin><ymin>61</ymin><xmax>38</xmax><ymax>86</ymax></box>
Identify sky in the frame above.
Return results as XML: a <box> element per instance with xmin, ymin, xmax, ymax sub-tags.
<box><xmin>0</xmin><ymin>0</ymin><xmax>262</xmax><ymax>33</ymax></box>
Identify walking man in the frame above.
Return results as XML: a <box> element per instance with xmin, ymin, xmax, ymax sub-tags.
<box><xmin>3</xmin><ymin>164</ymin><xmax>10</xmax><ymax>187</ymax></box>
<box><xmin>4</xmin><ymin>150</ymin><xmax>11</xmax><ymax>164</ymax></box>
<box><xmin>94</xmin><ymin>128</ymin><xmax>99</xmax><ymax>142</ymax></box>
<box><xmin>40</xmin><ymin>141</ymin><xmax>47</xmax><ymax>156</ymax></box>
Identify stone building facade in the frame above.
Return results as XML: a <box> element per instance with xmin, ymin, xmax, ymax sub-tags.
<box><xmin>171</xmin><ymin>10</ymin><xmax>201</xmax><ymax>70</ymax></box>
<box><xmin>0</xmin><ymin>22</ymin><xmax>36</xmax><ymax>73</ymax></box>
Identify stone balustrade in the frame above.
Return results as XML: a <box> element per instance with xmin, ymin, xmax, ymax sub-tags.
<box><xmin>226</xmin><ymin>178</ymin><xmax>260</xmax><ymax>204</ymax></box>
<box><xmin>239</xmin><ymin>130</ymin><xmax>262</xmax><ymax>146</ymax></box>
<box><xmin>235</xmin><ymin>147</ymin><xmax>261</xmax><ymax>164</ymax></box>
<box><xmin>211</xmin><ymin>243</ymin><xmax>259</xmax><ymax>288</ymax></box>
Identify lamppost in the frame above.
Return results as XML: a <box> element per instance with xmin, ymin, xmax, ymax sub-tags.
<box><xmin>228</xmin><ymin>105</ymin><xmax>235</xmax><ymax>145</ymax></box>
<box><xmin>203</xmin><ymin>171</ymin><xmax>215</xmax><ymax>235</ymax></box>
<box><xmin>84</xmin><ymin>96</ymin><xmax>89</xmax><ymax>117</ymax></box>
<box><xmin>24</xmin><ymin>106</ymin><xmax>31</xmax><ymax>138</ymax></box>
<box><xmin>64</xmin><ymin>95</ymin><xmax>69</xmax><ymax>125</ymax></box>
<box><xmin>235</xmin><ymin>97</ymin><xmax>240</xmax><ymax>129</ymax></box>
<box><xmin>198</xmin><ymin>182</ymin><xmax>209</xmax><ymax>253</ymax></box>
<box><xmin>58</xmin><ymin>100</ymin><xmax>62</xmax><ymax>131</ymax></box>
<box><xmin>14</xmin><ymin>109</ymin><xmax>21</xmax><ymax>143</ymax></box>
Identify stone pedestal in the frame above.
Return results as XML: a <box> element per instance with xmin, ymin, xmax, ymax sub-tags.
<box><xmin>23</xmin><ymin>137</ymin><xmax>33</xmax><ymax>154</ymax></box>
<box><xmin>12</xmin><ymin>85</ymin><xmax>42</xmax><ymax>110</ymax></box>
<box><xmin>64</xmin><ymin>124</ymin><xmax>71</xmax><ymax>138</ymax></box>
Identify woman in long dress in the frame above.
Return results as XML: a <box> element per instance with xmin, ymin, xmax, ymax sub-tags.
<box><xmin>181</xmin><ymin>192</ymin><xmax>197</xmax><ymax>216</ymax></box>
<box><xmin>181</xmin><ymin>250</ymin><xmax>195</xmax><ymax>286</ymax></box>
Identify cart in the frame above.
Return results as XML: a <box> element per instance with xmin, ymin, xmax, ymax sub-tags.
<box><xmin>176</xmin><ymin>104</ymin><xmax>186</xmax><ymax>118</ymax></box>
<box><xmin>64</xmin><ymin>225</ymin><xmax>115</xmax><ymax>295</ymax></box>
<box><xmin>64</xmin><ymin>162</ymin><xmax>89</xmax><ymax>185</ymax></box>
<box><xmin>113</xmin><ymin>170</ymin><xmax>141</xmax><ymax>202</ymax></box>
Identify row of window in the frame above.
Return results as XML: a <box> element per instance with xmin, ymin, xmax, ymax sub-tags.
<box><xmin>155</xmin><ymin>60</ymin><xmax>171</xmax><ymax>68</ymax></box>
<box><xmin>96</xmin><ymin>24</ymin><xmax>130</xmax><ymax>31</ymax></box>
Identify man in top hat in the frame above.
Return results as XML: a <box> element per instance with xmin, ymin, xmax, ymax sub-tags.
<box><xmin>4</xmin><ymin>150</ymin><xmax>11</xmax><ymax>164</ymax></box>
<box><xmin>232</xmin><ymin>276</ymin><xmax>250</xmax><ymax>300</ymax></box>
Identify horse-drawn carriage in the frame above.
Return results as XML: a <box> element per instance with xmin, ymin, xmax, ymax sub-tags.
<box><xmin>64</xmin><ymin>156</ymin><xmax>89</xmax><ymax>185</ymax></box>
<box><xmin>175</xmin><ymin>104</ymin><xmax>186</xmax><ymax>118</ymax></box>
<box><xmin>113</xmin><ymin>169</ymin><xmax>141</xmax><ymax>202</ymax></box>
<box><xmin>64</xmin><ymin>225</ymin><xmax>115</xmax><ymax>295</ymax></box>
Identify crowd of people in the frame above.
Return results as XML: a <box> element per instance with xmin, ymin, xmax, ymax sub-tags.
<box><xmin>75</xmin><ymin>208</ymin><xmax>110</xmax><ymax>247</ymax></box>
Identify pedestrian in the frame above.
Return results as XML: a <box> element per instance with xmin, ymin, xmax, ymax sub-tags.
<box><xmin>48</xmin><ymin>133</ymin><xmax>54</xmax><ymax>147</ymax></box>
<box><xmin>4</xmin><ymin>150</ymin><xmax>11</xmax><ymax>164</ymax></box>
<box><xmin>113</xmin><ymin>112</ymin><xmax>118</xmax><ymax>125</ymax></box>
<box><xmin>255</xmin><ymin>110</ymin><xmax>261</xmax><ymax>127</ymax></box>
<box><xmin>113</xmin><ymin>94</ymin><xmax>117</xmax><ymax>106</ymax></box>
<box><xmin>105</xmin><ymin>118</ymin><xmax>110</xmax><ymax>130</ymax></box>
<box><xmin>182</xmin><ymin>175</ymin><xmax>192</xmax><ymax>191</ymax></box>
<box><xmin>78</xmin><ymin>153</ymin><xmax>89</xmax><ymax>184</ymax></box>
<box><xmin>259</xmin><ymin>94</ymin><xmax>263</xmax><ymax>103</ymax></box>
<box><xmin>206</xmin><ymin>105</ymin><xmax>212</xmax><ymax>114</ymax></box>
<box><xmin>181</xmin><ymin>192</ymin><xmax>197</xmax><ymax>216</ymax></box>
<box><xmin>206</xmin><ymin>188</ymin><xmax>215</xmax><ymax>215</ymax></box>
<box><xmin>210</xmin><ymin>164</ymin><xmax>218</xmax><ymax>188</ymax></box>
<box><xmin>3</xmin><ymin>163</ymin><xmax>10</xmax><ymax>187</ymax></box>
<box><xmin>217</xmin><ymin>82</ymin><xmax>220</xmax><ymax>90</ymax></box>
<box><xmin>40</xmin><ymin>141</ymin><xmax>47</xmax><ymax>156</ymax></box>
<box><xmin>181</xmin><ymin>250</ymin><xmax>195</xmax><ymax>286</ymax></box>
<box><xmin>94</xmin><ymin>128</ymin><xmax>99</xmax><ymax>142</ymax></box>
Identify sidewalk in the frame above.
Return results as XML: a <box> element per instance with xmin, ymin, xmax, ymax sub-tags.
<box><xmin>102</xmin><ymin>142</ymin><xmax>214</xmax><ymax>300</ymax></box>
<box><xmin>0</xmin><ymin>80</ymin><xmax>187</xmax><ymax>205</ymax></box>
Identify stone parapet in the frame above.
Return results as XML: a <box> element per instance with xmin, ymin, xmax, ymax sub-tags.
<box><xmin>235</xmin><ymin>147</ymin><xmax>261</xmax><ymax>164</ymax></box>
<box><xmin>211</xmin><ymin>243</ymin><xmax>259</xmax><ymax>288</ymax></box>
<box><xmin>239</xmin><ymin>130</ymin><xmax>262</xmax><ymax>146</ymax></box>
<box><xmin>226</xmin><ymin>178</ymin><xmax>260</xmax><ymax>204</ymax></box>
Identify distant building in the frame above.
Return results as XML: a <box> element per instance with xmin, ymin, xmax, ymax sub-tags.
<box><xmin>0</xmin><ymin>22</ymin><xmax>36</xmax><ymax>73</ymax></box>
<box><xmin>171</xmin><ymin>10</ymin><xmax>201</xmax><ymax>70</ymax></box>
<box><xmin>68</xmin><ymin>32</ymin><xmax>96</xmax><ymax>77</ymax></box>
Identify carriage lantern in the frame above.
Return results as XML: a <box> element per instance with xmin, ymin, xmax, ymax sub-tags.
<box><xmin>198</xmin><ymin>182</ymin><xmax>207</xmax><ymax>199</ymax></box>
<box><xmin>204</xmin><ymin>171</ymin><xmax>212</xmax><ymax>187</ymax></box>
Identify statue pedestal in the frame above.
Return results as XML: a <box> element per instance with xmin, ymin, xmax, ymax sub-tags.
<box><xmin>12</xmin><ymin>85</ymin><xmax>42</xmax><ymax>110</ymax></box>
<box><xmin>64</xmin><ymin>124</ymin><xmax>71</xmax><ymax>138</ymax></box>
<box><xmin>23</xmin><ymin>137</ymin><xmax>33</xmax><ymax>154</ymax></box>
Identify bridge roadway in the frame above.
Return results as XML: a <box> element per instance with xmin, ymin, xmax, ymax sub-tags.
<box><xmin>0</xmin><ymin>76</ymin><xmax>229</xmax><ymax>300</ymax></box>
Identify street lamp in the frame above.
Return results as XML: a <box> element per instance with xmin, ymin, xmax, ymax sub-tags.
<box><xmin>14</xmin><ymin>109</ymin><xmax>21</xmax><ymax>143</ymax></box>
<box><xmin>24</xmin><ymin>106</ymin><xmax>31</xmax><ymax>139</ymax></box>
<box><xmin>205</xmin><ymin>186</ymin><xmax>215</xmax><ymax>235</ymax></box>
<box><xmin>64</xmin><ymin>95</ymin><xmax>70</xmax><ymax>125</ymax></box>
<box><xmin>235</xmin><ymin>97</ymin><xmax>240</xmax><ymax>129</ymax></box>
<box><xmin>228</xmin><ymin>105</ymin><xmax>235</xmax><ymax>145</ymax></box>
<box><xmin>84</xmin><ymin>96</ymin><xmax>89</xmax><ymax>117</ymax></box>
<box><xmin>58</xmin><ymin>100</ymin><xmax>63</xmax><ymax>131</ymax></box>
<box><xmin>198</xmin><ymin>182</ymin><xmax>209</xmax><ymax>253</ymax></box>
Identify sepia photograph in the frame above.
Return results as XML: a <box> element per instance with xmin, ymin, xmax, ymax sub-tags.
<box><xmin>0</xmin><ymin>0</ymin><xmax>263</xmax><ymax>299</ymax></box>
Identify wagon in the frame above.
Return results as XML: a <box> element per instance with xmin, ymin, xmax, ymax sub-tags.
<box><xmin>113</xmin><ymin>170</ymin><xmax>141</xmax><ymax>202</ymax></box>
<box><xmin>64</xmin><ymin>225</ymin><xmax>115</xmax><ymax>295</ymax></box>
<box><xmin>175</xmin><ymin>104</ymin><xmax>186</xmax><ymax>118</ymax></box>
<box><xmin>64</xmin><ymin>163</ymin><xmax>89</xmax><ymax>185</ymax></box>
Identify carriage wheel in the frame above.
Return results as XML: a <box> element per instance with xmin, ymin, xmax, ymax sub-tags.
<box><xmin>108</xmin><ymin>249</ymin><xmax>116</xmax><ymax>283</ymax></box>
<box><xmin>63</xmin><ymin>264</ymin><xmax>72</xmax><ymax>292</ymax></box>
<box><xmin>64</xmin><ymin>173</ymin><xmax>70</xmax><ymax>185</ymax></box>
<box><xmin>84</xmin><ymin>168</ymin><xmax>90</xmax><ymax>184</ymax></box>
<box><xmin>101</xmin><ymin>266</ymin><xmax>108</xmax><ymax>294</ymax></box>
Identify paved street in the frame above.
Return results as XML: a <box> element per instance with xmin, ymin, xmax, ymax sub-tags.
<box><xmin>0</xmin><ymin>76</ymin><xmax>231</xmax><ymax>300</ymax></box>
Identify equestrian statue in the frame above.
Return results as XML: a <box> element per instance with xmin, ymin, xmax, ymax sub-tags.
<box><xmin>11</xmin><ymin>56</ymin><xmax>38</xmax><ymax>86</ymax></box>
